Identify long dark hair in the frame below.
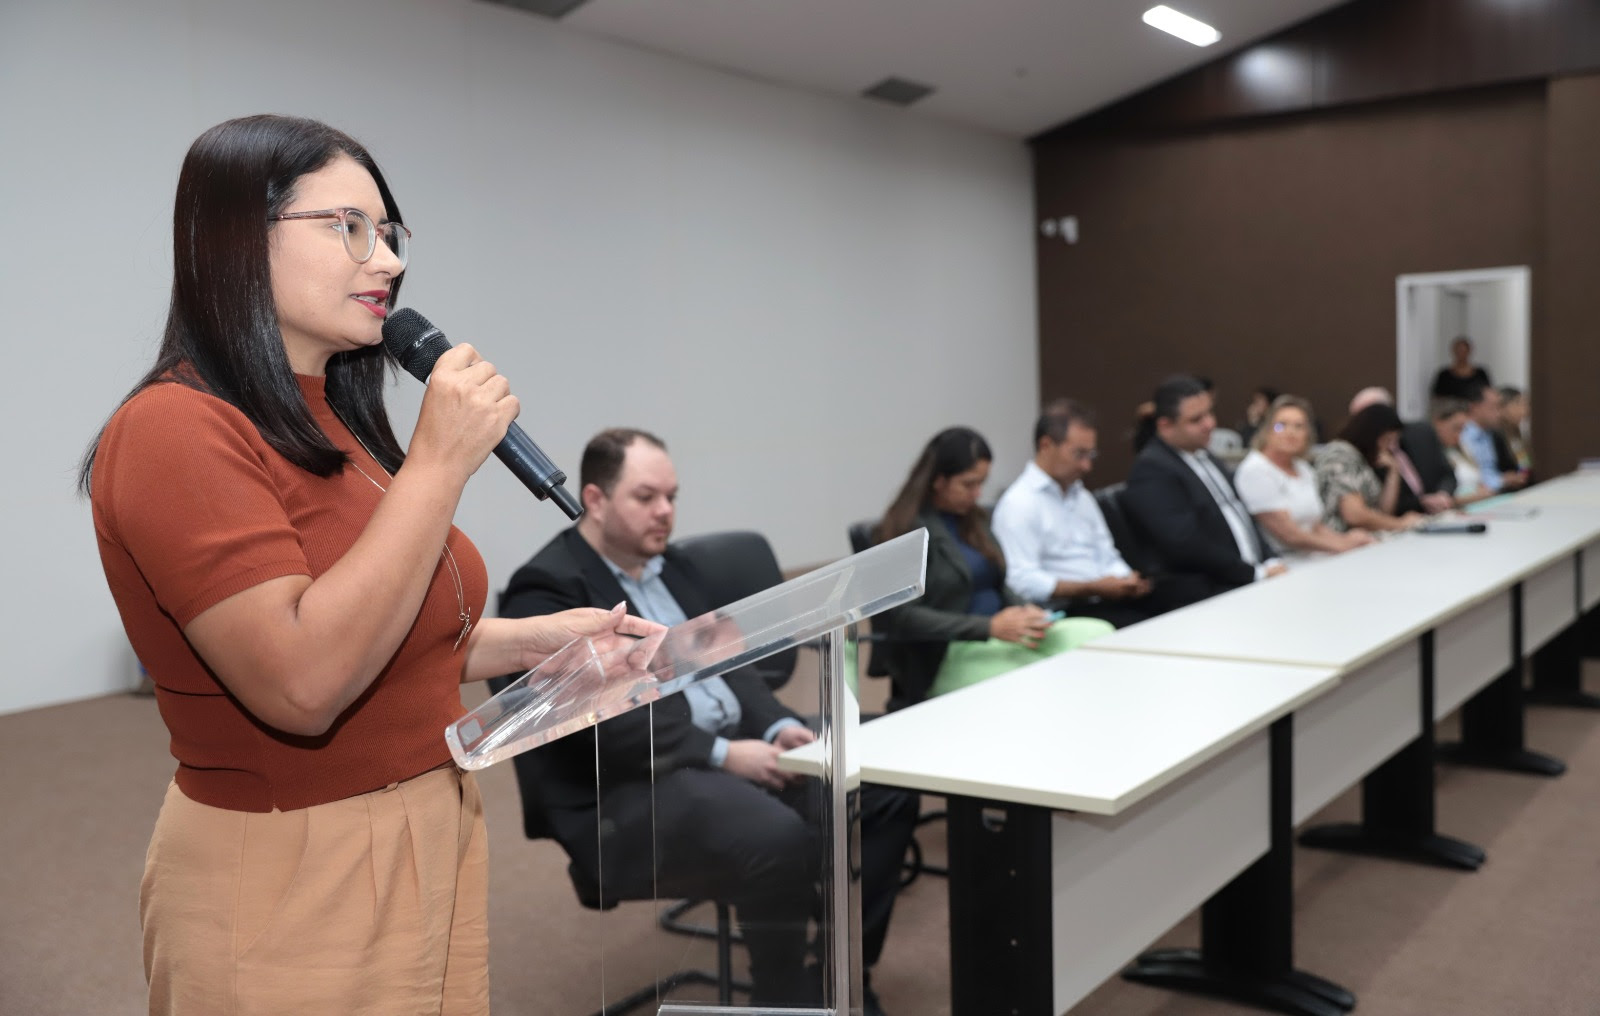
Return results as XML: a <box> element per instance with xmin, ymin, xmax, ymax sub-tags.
<box><xmin>79</xmin><ymin>114</ymin><xmax>407</xmax><ymax>493</ymax></box>
<box><xmin>875</xmin><ymin>427</ymin><xmax>1003</xmax><ymax>567</ymax></box>
<box><xmin>1337</xmin><ymin>403</ymin><xmax>1403</xmax><ymax>468</ymax></box>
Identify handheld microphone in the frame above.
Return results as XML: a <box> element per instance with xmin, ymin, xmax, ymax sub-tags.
<box><xmin>1417</xmin><ymin>521</ymin><xmax>1488</xmax><ymax>535</ymax></box>
<box><xmin>381</xmin><ymin>308</ymin><xmax>583</xmax><ymax>520</ymax></box>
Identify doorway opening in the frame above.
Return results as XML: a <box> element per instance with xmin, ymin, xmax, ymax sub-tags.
<box><xmin>1395</xmin><ymin>266</ymin><xmax>1530</xmax><ymax>422</ymax></box>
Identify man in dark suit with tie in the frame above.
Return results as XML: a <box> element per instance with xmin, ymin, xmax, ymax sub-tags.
<box><xmin>500</xmin><ymin>428</ymin><xmax>914</xmax><ymax>1015</ymax></box>
<box><xmin>1122</xmin><ymin>375</ymin><xmax>1286</xmax><ymax>611</ymax></box>
<box><xmin>1398</xmin><ymin>397</ymin><xmax>1469</xmax><ymax>515</ymax></box>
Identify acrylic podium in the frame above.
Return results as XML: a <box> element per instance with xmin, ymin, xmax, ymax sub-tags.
<box><xmin>448</xmin><ymin>529</ymin><xmax>928</xmax><ymax>1016</ymax></box>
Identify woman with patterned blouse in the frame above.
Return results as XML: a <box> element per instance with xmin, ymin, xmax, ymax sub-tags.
<box><xmin>1314</xmin><ymin>403</ymin><xmax>1427</xmax><ymax>534</ymax></box>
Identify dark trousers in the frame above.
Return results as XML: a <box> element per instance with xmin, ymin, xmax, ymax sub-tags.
<box><xmin>1065</xmin><ymin>598</ymin><xmax>1156</xmax><ymax>629</ymax></box>
<box><xmin>552</xmin><ymin>768</ymin><xmax>917</xmax><ymax>1006</ymax></box>
<box><xmin>1142</xmin><ymin>572</ymin><xmax>1231</xmax><ymax>614</ymax></box>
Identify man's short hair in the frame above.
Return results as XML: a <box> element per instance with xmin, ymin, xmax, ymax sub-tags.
<box><xmin>1498</xmin><ymin>385</ymin><xmax>1523</xmax><ymax>402</ymax></box>
<box><xmin>580</xmin><ymin>428</ymin><xmax>667</xmax><ymax>494</ymax></box>
<box><xmin>1152</xmin><ymin>375</ymin><xmax>1208</xmax><ymax>423</ymax></box>
<box><xmin>1462</xmin><ymin>381</ymin><xmax>1490</xmax><ymax>405</ymax></box>
<box><xmin>1035</xmin><ymin>398</ymin><xmax>1097</xmax><ymax>446</ymax></box>
<box><xmin>1429</xmin><ymin>397</ymin><xmax>1470</xmax><ymax>421</ymax></box>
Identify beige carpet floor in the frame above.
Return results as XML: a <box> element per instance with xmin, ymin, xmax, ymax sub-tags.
<box><xmin>5</xmin><ymin>663</ymin><xmax>1600</xmax><ymax>1016</ymax></box>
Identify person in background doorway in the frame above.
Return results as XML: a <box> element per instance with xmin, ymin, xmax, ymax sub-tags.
<box><xmin>1431</xmin><ymin>336</ymin><xmax>1492</xmax><ymax>400</ymax></box>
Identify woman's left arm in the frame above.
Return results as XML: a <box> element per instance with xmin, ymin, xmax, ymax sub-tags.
<box><xmin>459</xmin><ymin>607</ymin><xmax>665</xmax><ymax>683</ymax></box>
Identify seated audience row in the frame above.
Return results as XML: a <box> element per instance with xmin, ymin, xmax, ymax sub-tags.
<box><xmin>488</xmin><ymin>367</ymin><xmax>1540</xmax><ymax>1013</ymax></box>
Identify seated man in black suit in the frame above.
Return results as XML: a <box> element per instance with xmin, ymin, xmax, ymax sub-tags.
<box><xmin>501</xmin><ymin>427</ymin><xmax>915</xmax><ymax>1015</ymax></box>
<box><xmin>1122</xmin><ymin>375</ymin><xmax>1285</xmax><ymax>611</ymax></box>
<box><xmin>1397</xmin><ymin>397</ymin><xmax>1468</xmax><ymax>515</ymax></box>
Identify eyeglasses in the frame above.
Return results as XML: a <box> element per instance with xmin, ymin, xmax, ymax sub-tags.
<box><xmin>1070</xmin><ymin>447</ymin><xmax>1099</xmax><ymax>461</ymax></box>
<box><xmin>270</xmin><ymin>207</ymin><xmax>410</xmax><ymax>268</ymax></box>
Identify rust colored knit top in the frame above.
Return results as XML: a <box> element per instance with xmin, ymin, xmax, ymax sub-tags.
<box><xmin>92</xmin><ymin>373</ymin><xmax>486</xmax><ymax>812</ymax></box>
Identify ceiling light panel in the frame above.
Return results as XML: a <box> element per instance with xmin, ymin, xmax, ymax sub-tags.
<box><xmin>1142</xmin><ymin>5</ymin><xmax>1221</xmax><ymax>47</ymax></box>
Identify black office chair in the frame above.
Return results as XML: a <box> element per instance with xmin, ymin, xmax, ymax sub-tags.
<box><xmin>847</xmin><ymin>520</ymin><xmax>895</xmax><ymax>682</ymax></box>
<box><xmin>671</xmin><ymin>530</ymin><xmax>798</xmax><ymax>692</ymax></box>
<box><xmin>1093</xmin><ymin>482</ymin><xmax>1158</xmax><ymax>577</ymax></box>
<box><xmin>487</xmin><ymin>674</ymin><xmax>750</xmax><ymax>1014</ymax></box>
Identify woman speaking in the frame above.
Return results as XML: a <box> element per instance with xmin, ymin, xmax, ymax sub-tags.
<box><xmin>81</xmin><ymin>115</ymin><xmax>659</xmax><ymax>1015</ymax></box>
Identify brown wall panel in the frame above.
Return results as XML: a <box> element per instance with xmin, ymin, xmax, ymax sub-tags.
<box><xmin>1035</xmin><ymin>85</ymin><xmax>1546</xmax><ymax>482</ymax></box>
<box><xmin>1041</xmin><ymin>0</ymin><xmax>1600</xmax><ymax>141</ymax></box>
<box><xmin>1538</xmin><ymin>75</ymin><xmax>1600</xmax><ymax>476</ymax></box>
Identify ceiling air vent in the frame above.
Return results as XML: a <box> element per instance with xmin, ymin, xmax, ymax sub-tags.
<box><xmin>862</xmin><ymin>76</ymin><xmax>935</xmax><ymax>107</ymax></box>
<box><xmin>480</xmin><ymin>0</ymin><xmax>591</xmax><ymax>19</ymax></box>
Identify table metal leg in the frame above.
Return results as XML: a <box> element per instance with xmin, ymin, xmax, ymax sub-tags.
<box><xmin>1527</xmin><ymin>610</ymin><xmax>1600</xmax><ymax>709</ymax></box>
<box><xmin>1437</xmin><ymin>586</ymin><xmax>1567</xmax><ymax>776</ymax></box>
<box><xmin>1300</xmin><ymin>634</ymin><xmax>1486</xmax><ymax>870</ymax></box>
<box><xmin>1124</xmin><ymin>717</ymin><xmax>1356</xmax><ymax>1016</ymax></box>
<box><xmin>945</xmin><ymin>795</ymin><xmax>1053</xmax><ymax>1016</ymax></box>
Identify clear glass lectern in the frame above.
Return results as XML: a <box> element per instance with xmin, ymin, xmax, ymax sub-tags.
<box><xmin>451</xmin><ymin>529</ymin><xmax>927</xmax><ymax>1016</ymax></box>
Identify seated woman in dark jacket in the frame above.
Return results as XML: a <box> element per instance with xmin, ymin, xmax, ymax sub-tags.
<box><xmin>874</xmin><ymin>427</ymin><xmax>1111</xmax><ymax>709</ymax></box>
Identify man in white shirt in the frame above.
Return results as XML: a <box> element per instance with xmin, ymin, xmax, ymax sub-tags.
<box><xmin>1122</xmin><ymin>376</ymin><xmax>1286</xmax><ymax>610</ymax></box>
<box><xmin>992</xmin><ymin>400</ymin><xmax>1156</xmax><ymax>627</ymax></box>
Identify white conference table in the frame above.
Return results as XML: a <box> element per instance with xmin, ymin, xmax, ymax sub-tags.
<box><xmin>1086</xmin><ymin>502</ymin><xmax>1600</xmax><ymax>672</ymax></box>
<box><xmin>802</xmin><ymin>483</ymin><xmax>1600</xmax><ymax>1016</ymax></box>
<box><xmin>1086</xmin><ymin>501</ymin><xmax>1600</xmax><ymax>783</ymax></box>
<box><xmin>1494</xmin><ymin>470</ymin><xmax>1600</xmax><ymax>508</ymax></box>
<box><xmin>786</xmin><ymin>651</ymin><xmax>1341</xmax><ymax>1016</ymax></box>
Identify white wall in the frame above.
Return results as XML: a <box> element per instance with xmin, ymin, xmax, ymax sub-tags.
<box><xmin>1460</xmin><ymin>280</ymin><xmax>1529</xmax><ymax>392</ymax></box>
<box><xmin>0</xmin><ymin>0</ymin><xmax>1036</xmax><ymax>715</ymax></box>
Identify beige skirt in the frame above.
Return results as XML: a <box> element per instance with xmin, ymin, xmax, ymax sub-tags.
<box><xmin>141</xmin><ymin>766</ymin><xmax>488</xmax><ymax>1016</ymax></box>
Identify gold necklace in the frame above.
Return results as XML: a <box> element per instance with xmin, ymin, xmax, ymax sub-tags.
<box><xmin>329</xmin><ymin>404</ymin><xmax>473</xmax><ymax>651</ymax></box>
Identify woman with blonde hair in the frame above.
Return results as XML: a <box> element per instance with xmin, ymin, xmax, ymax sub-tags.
<box><xmin>1234</xmin><ymin>396</ymin><xmax>1373</xmax><ymax>556</ymax></box>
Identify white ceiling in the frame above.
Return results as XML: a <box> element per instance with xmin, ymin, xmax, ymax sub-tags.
<box><xmin>559</xmin><ymin>0</ymin><xmax>1353</xmax><ymax>137</ymax></box>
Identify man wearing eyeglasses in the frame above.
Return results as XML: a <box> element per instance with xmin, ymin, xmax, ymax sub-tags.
<box><xmin>993</xmin><ymin>399</ymin><xmax>1157</xmax><ymax>628</ymax></box>
<box><xmin>499</xmin><ymin>428</ymin><xmax>915</xmax><ymax>1016</ymax></box>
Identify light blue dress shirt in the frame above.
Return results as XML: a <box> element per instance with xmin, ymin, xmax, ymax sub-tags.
<box><xmin>1459</xmin><ymin>421</ymin><xmax>1504</xmax><ymax>492</ymax></box>
<box><xmin>604</xmin><ymin>554</ymin><xmax>800</xmax><ymax>767</ymax></box>
<box><xmin>992</xmin><ymin>461</ymin><xmax>1131</xmax><ymax>603</ymax></box>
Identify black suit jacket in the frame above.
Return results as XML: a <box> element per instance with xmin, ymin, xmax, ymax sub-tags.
<box><xmin>500</xmin><ymin>527</ymin><xmax>798</xmax><ymax>810</ymax></box>
<box><xmin>879</xmin><ymin>509</ymin><xmax>1023</xmax><ymax>710</ymax></box>
<box><xmin>1121</xmin><ymin>438</ymin><xmax>1268</xmax><ymax>600</ymax></box>
<box><xmin>1397</xmin><ymin>421</ymin><xmax>1458</xmax><ymax>514</ymax></box>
